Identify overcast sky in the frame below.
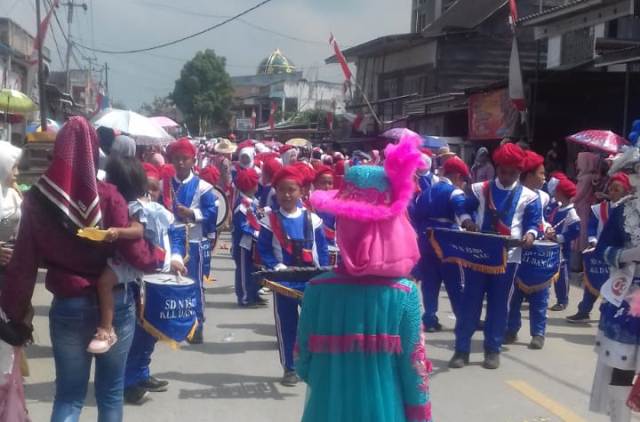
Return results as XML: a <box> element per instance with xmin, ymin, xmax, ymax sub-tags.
<box><xmin>6</xmin><ymin>0</ymin><xmax>411</xmax><ymax>109</ymax></box>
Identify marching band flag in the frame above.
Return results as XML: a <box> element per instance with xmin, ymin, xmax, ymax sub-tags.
<box><xmin>429</xmin><ymin>228</ymin><xmax>509</xmax><ymax>274</ymax></box>
<box><xmin>329</xmin><ymin>33</ymin><xmax>353</xmax><ymax>82</ymax></box>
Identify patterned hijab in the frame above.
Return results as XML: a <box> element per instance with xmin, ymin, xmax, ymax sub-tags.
<box><xmin>35</xmin><ymin>116</ymin><xmax>102</xmax><ymax>229</ymax></box>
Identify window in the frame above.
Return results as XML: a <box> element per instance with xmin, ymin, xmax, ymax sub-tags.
<box><xmin>404</xmin><ymin>74</ymin><xmax>427</xmax><ymax>95</ymax></box>
<box><xmin>380</xmin><ymin>77</ymin><xmax>399</xmax><ymax>99</ymax></box>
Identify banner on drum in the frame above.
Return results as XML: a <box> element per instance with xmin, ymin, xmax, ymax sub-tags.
<box><xmin>142</xmin><ymin>281</ymin><xmax>199</xmax><ymax>349</ymax></box>
<box><xmin>582</xmin><ymin>248</ymin><xmax>610</xmax><ymax>297</ymax></box>
<box><xmin>516</xmin><ymin>242</ymin><xmax>561</xmax><ymax>294</ymax></box>
<box><xmin>429</xmin><ymin>228</ymin><xmax>509</xmax><ymax>274</ymax></box>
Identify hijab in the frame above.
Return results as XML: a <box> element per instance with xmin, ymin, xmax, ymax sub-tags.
<box><xmin>0</xmin><ymin>142</ymin><xmax>21</xmax><ymax>185</ymax></box>
<box><xmin>110</xmin><ymin>135</ymin><xmax>136</xmax><ymax>158</ymax></box>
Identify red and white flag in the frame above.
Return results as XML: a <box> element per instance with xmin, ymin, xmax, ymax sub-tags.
<box><xmin>509</xmin><ymin>38</ymin><xmax>526</xmax><ymax>112</ymax></box>
<box><xmin>509</xmin><ymin>0</ymin><xmax>518</xmax><ymax>28</ymax></box>
<box><xmin>251</xmin><ymin>108</ymin><xmax>257</xmax><ymax>129</ymax></box>
<box><xmin>29</xmin><ymin>0</ymin><xmax>60</xmax><ymax>65</ymax></box>
<box><xmin>268</xmin><ymin>102</ymin><xmax>277</xmax><ymax>130</ymax></box>
<box><xmin>329</xmin><ymin>33</ymin><xmax>352</xmax><ymax>82</ymax></box>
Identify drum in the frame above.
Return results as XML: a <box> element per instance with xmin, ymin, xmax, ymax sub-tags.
<box><xmin>142</xmin><ymin>273</ymin><xmax>198</xmax><ymax>346</ymax></box>
<box><xmin>582</xmin><ymin>248</ymin><xmax>609</xmax><ymax>297</ymax></box>
<box><xmin>516</xmin><ymin>241</ymin><xmax>561</xmax><ymax>293</ymax></box>
<box><xmin>212</xmin><ymin>186</ymin><xmax>229</xmax><ymax>228</ymax></box>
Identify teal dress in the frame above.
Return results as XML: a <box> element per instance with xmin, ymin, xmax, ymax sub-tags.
<box><xmin>295</xmin><ymin>271</ymin><xmax>433</xmax><ymax>422</ymax></box>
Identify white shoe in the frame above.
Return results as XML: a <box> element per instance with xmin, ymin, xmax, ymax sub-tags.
<box><xmin>608</xmin><ymin>385</ymin><xmax>632</xmax><ymax>422</ymax></box>
<box><xmin>87</xmin><ymin>327</ymin><xmax>118</xmax><ymax>354</ymax></box>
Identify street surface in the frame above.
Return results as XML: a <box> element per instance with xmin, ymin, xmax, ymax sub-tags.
<box><xmin>22</xmin><ymin>234</ymin><xmax>640</xmax><ymax>421</ymax></box>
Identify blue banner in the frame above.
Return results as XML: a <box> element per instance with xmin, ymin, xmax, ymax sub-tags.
<box><xmin>583</xmin><ymin>248</ymin><xmax>609</xmax><ymax>297</ymax></box>
<box><xmin>142</xmin><ymin>277</ymin><xmax>198</xmax><ymax>348</ymax></box>
<box><xmin>516</xmin><ymin>241</ymin><xmax>561</xmax><ymax>294</ymax></box>
<box><xmin>429</xmin><ymin>228</ymin><xmax>509</xmax><ymax>274</ymax></box>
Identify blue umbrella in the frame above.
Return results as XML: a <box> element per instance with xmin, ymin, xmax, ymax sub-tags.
<box><xmin>422</xmin><ymin>135</ymin><xmax>448</xmax><ymax>150</ymax></box>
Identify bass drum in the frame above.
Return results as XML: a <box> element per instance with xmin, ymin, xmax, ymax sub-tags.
<box><xmin>213</xmin><ymin>186</ymin><xmax>229</xmax><ymax>228</ymax></box>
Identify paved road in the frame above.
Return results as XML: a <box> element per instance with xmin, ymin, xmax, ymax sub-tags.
<box><xmin>22</xmin><ymin>239</ymin><xmax>639</xmax><ymax>421</ymax></box>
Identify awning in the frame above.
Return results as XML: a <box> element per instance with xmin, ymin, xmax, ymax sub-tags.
<box><xmin>421</xmin><ymin>0</ymin><xmax>508</xmax><ymax>35</ymax></box>
<box><xmin>325</xmin><ymin>33</ymin><xmax>429</xmax><ymax>63</ymax></box>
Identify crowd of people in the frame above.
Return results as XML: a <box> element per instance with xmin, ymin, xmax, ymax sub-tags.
<box><xmin>0</xmin><ymin>116</ymin><xmax>640</xmax><ymax>422</ymax></box>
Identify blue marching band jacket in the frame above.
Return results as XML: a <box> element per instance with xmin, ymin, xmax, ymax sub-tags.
<box><xmin>169</xmin><ymin>171</ymin><xmax>219</xmax><ymax>242</ymax></box>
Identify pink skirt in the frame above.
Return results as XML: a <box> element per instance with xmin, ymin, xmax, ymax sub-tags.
<box><xmin>0</xmin><ymin>347</ymin><xmax>30</xmax><ymax>422</ymax></box>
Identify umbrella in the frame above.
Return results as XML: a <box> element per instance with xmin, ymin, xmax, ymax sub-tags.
<box><xmin>565</xmin><ymin>130</ymin><xmax>629</xmax><ymax>155</ymax></box>
<box><xmin>26</xmin><ymin>119</ymin><xmax>60</xmax><ymax>134</ymax></box>
<box><xmin>0</xmin><ymin>89</ymin><xmax>36</xmax><ymax>114</ymax></box>
<box><xmin>422</xmin><ymin>135</ymin><xmax>448</xmax><ymax>150</ymax></box>
<box><xmin>286</xmin><ymin>138</ymin><xmax>312</xmax><ymax>148</ymax></box>
<box><xmin>380</xmin><ymin>128</ymin><xmax>410</xmax><ymax>140</ymax></box>
<box><xmin>92</xmin><ymin>108</ymin><xmax>174</xmax><ymax>146</ymax></box>
<box><xmin>149</xmin><ymin>116</ymin><xmax>179</xmax><ymax>128</ymax></box>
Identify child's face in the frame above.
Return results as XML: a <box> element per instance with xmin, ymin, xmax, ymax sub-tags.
<box><xmin>314</xmin><ymin>174</ymin><xmax>334</xmax><ymax>191</ymax></box>
<box><xmin>171</xmin><ymin>154</ymin><xmax>194</xmax><ymax>180</ymax></box>
<box><xmin>276</xmin><ymin>179</ymin><xmax>302</xmax><ymax>211</ymax></box>
<box><xmin>244</xmin><ymin>186</ymin><xmax>259</xmax><ymax>198</ymax></box>
<box><xmin>148</xmin><ymin>178</ymin><xmax>161</xmax><ymax>202</ymax></box>
<box><xmin>608</xmin><ymin>181</ymin><xmax>626</xmax><ymax>203</ymax></box>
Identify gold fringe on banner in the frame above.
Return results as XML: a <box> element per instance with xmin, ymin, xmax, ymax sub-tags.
<box><xmin>141</xmin><ymin>317</ymin><xmax>198</xmax><ymax>350</ymax></box>
<box><xmin>429</xmin><ymin>231</ymin><xmax>507</xmax><ymax>275</ymax></box>
<box><xmin>515</xmin><ymin>271</ymin><xmax>559</xmax><ymax>295</ymax></box>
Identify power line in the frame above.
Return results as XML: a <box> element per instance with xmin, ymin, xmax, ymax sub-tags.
<box><xmin>73</xmin><ymin>0</ymin><xmax>273</xmax><ymax>55</ymax></box>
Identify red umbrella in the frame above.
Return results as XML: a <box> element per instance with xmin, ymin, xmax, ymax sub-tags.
<box><xmin>565</xmin><ymin>130</ymin><xmax>629</xmax><ymax>155</ymax></box>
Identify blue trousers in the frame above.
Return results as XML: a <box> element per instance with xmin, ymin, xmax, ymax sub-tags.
<box><xmin>577</xmin><ymin>287</ymin><xmax>599</xmax><ymax>315</ymax></box>
<box><xmin>233</xmin><ymin>247</ymin><xmax>260</xmax><ymax>306</ymax></box>
<box><xmin>187</xmin><ymin>240</ymin><xmax>211</xmax><ymax>325</ymax></box>
<box><xmin>50</xmin><ymin>288</ymin><xmax>135</xmax><ymax>422</ymax></box>
<box><xmin>455</xmin><ymin>263</ymin><xmax>517</xmax><ymax>354</ymax></box>
<box><xmin>553</xmin><ymin>262</ymin><xmax>569</xmax><ymax>306</ymax></box>
<box><xmin>124</xmin><ymin>322</ymin><xmax>157</xmax><ymax>388</ymax></box>
<box><xmin>273</xmin><ymin>286</ymin><xmax>304</xmax><ymax>371</ymax></box>
<box><xmin>507</xmin><ymin>286</ymin><xmax>549</xmax><ymax>337</ymax></box>
<box><xmin>419</xmin><ymin>250</ymin><xmax>463</xmax><ymax>329</ymax></box>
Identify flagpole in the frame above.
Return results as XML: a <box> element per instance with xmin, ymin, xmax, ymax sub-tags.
<box><xmin>352</xmin><ymin>79</ymin><xmax>383</xmax><ymax>128</ymax></box>
<box><xmin>35</xmin><ymin>0</ymin><xmax>47</xmax><ymax>132</ymax></box>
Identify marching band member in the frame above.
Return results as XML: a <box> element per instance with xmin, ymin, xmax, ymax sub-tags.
<box><xmin>232</xmin><ymin>168</ymin><xmax>266</xmax><ymax>308</ymax></box>
<box><xmin>545</xmin><ymin>177</ymin><xmax>580</xmax><ymax>312</ymax></box>
<box><xmin>312</xmin><ymin>166</ymin><xmax>336</xmax><ymax>248</ymax></box>
<box><xmin>166</xmin><ymin>138</ymin><xmax>218</xmax><ymax>344</ymax></box>
<box><xmin>258</xmin><ymin>158</ymin><xmax>282</xmax><ymax>210</ymax></box>
<box><xmin>449</xmin><ymin>143</ymin><xmax>541</xmax><ymax>370</ymax></box>
<box><xmin>505</xmin><ymin>151</ymin><xmax>550</xmax><ymax>350</ymax></box>
<box><xmin>414</xmin><ymin>156</ymin><xmax>470</xmax><ymax>332</ymax></box>
<box><xmin>257</xmin><ymin>166</ymin><xmax>329</xmax><ymax>387</ymax></box>
<box><xmin>567</xmin><ymin>172</ymin><xmax>631</xmax><ymax>323</ymax></box>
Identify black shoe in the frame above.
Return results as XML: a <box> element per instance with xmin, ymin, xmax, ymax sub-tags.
<box><xmin>448</xmin><ymin>352</ymin><xmax>470</xmax><ymax>369</ymax></box>
<box><xmin>483</xmin><ymin>352</ymin><xmax>500</xmax><ymax>370</ymax></box>
<box><xmin>549</xmin><ymin>303</ymin><xmax>567</xmax><ymax>312</ymax></box>
<box><xmin>187</xmin><ymin>326</ymin><xmax>203</xmax><ymax>344</ymax></box>
<box><xmin>504</xmin><ymin>332</ymin><xmax>518</xmax><ymax>345</ymax></box>
<box><xmin>124</xmin><ymin>386</ymin><xmax>150</xmax><ymax>405</ymax></box>
<box><xmin>280</xmin><ymin>370</ymin><xmax>299</xmax><ymax>387</ymax></box>
<box><xmin>566</xmin><ymin>312</ymin><xmax>590</xmax><ymax>323</ymax></box>
<box><xmin>247</xmin><ymin>298</ymin><xmax>269</xmax><ymax>308</ymax></box>
<box><xmin>424</xmin><ymin>322</ymin><xmax>442</xmax><ymax>333</ymax></box>
<box><xmin>138</xmin><ymin>376</ymin><xmax>169</xmax><ymax>392</ymax></box>
<box><xmin>529</xmin><ymin>336</ymin><xmax>545</xmax><ymax>350</ymax></box>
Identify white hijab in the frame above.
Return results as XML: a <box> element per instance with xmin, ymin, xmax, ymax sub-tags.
<box><xmin>238</xmin><ymin>147</ymin><xmax>256</xmax><ymax>169</ymax></box>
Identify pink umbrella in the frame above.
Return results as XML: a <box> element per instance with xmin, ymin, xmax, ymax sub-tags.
<box><xmin>566</xmin><ymin>130</ymin><xmax>629</xmax><ymax>155</ymax></box>
<box><xmin>149</xmin><ymin>116</ymin><xmax>179</xmax><ymax>128</ymax></box>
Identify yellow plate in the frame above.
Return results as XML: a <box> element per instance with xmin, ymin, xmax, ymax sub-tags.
<box><xmin>77</xmin><ymin>227</ymin><xmax>109</xmax><ymax>242</ymax></box>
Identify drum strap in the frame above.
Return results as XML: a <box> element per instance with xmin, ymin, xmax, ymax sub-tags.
<box><xmin>483</xmin><ymin>181</ymin><xmax>518</xmax><ymax>236</ymax></box>
<box><xmin>269</xmin><ymin>210</ymin><xmax>314</xmax><ymax>266</ymax></box>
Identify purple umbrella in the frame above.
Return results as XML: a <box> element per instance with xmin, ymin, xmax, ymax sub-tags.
<box><xmin>566</xmin><ymin>130</ymin><xmax>629</xmax><ymax>155</ymax></box>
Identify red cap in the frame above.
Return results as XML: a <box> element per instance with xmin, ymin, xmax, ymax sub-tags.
<box><xmin>199</xmin><ymin>165</ymin><xmax>221</xmax><ymax>186</ymax></box>
<box><xmin>420</xmin><ymin>147</ymin><xmax>433</xmax><ymax>157</ymax></box>
<box><xmin>279</xmin><ymin>144</ymin><xmax>296</xmax><ymax>155</ymax></box>
<box><xmin>442</xmin><ymin>156</ymin><xmax>470</xmax><ymax>178</ymax></box>
<box><xmin>292</xmin><ymin>162</ymin><xmax>316</xmax><ymax>186</ymax></box>
<box><xmin>492</xmin><ymin>143</ymin><xmax>526</xmax><ymax>170</ymax></box>
<box><xmin>237</xmin><ymin>140</ymin><xmax>254</xmax><ymax>151</ymax></box>
<box><xmin>160</xmin><ymin>164</ymin><xmax>176</xmax><ymax>179</ymax></box>
<box><xmin>549</xmin><ymin>171</ymin><xmax>568</xmax><ymax>181</ymax></box>
<box><xmin>272</xmin><ymin>165</ymin><xmax>305</xmax><ymax>188</ymax></box>
<box><xmin>167</xmin><ymin>138</ymin><xmax>196</xmax><ymax>159</ymax></box>
<box><xmin>334</xmin><ymin>160</ymin><xmax>345</xmax><ymax>176</ymax></box>
<box><xmin>236</xmin><ymin>167</ymin><xmax>259</xmax><ymax>192</ymax></box>
<box><xmin>262</xmin><ymin>158</ymin><xmax>283</xmax><ymax>179</ymax></box>
<box><xmin>556</xmin><ymin>177</ymin><xmax>577</xmax><ymax>198</ymax></box>
<box><xmin>609</xmin><ymin>172</ymin><xmax>632</xmax><ymax>193</ymax></box>
<box><xmin>521</xmin><ymin>151</ymin><xmax>545</xmax><ymax>173</ymax></box>
<box><xmin>143</xmin><ymin>162</ymin><xmax>160</xmax><ymax>180</ymax></box>
<box><xmin>313</xmin><ymin>165</ymin><xmax>334</xmax><ymax>183</ymax></box>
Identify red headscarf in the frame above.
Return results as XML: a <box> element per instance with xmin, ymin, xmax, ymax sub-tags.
<box><xmin>167</xmin><ymin>138</ymin><xmax>196</xmax><ymax>159</ymax></box>
<box><xmin>199</xmin><ymin>166</ymin><xmax>221</xmax><ymax>186</ymax></box>
<box><xmin>556</xmin><ymin>177</ymin><xmax>577</xmax><ymax>198</ymax></box>
<box><xmin>492</xmin><ymin>143</ymin><xmax>526</xmax><ymax>170</ymax></box>
<box><xmin>143</xmin><ymin>162</ymin><xmax>161</xmax><ymax>180</ymax></box>
<box><xmin>292</xmin><ymin>162</ymin><xmax>316</xmax><ymax>187</ymax></box>
<box><xmin>609</xmin><ymin>172</ymin><xmax>632</xmax><ymax>193</ymax></box>
<box><xmin>314</xmin><ymin>165</ymin><xmax>333</xmax><ymax>183</ymax></box>
<box><xmin>521</xmin><ymin>151</ymin><xmax>545</xmax><ymax>174</ymax></box>
<box><xmin>161</xmin><ymin>164</ymin><xmax>177</xmax><ymax>210</ymax></box>
<box><xmin>236</xmin><ymin>168</ymin><xmax>259</xmax><ymax>193</ymax></box>
<box><xmin>442</xmin><ymin>156</ymin><xmax>470</xmax><ymax>179</ymax></box>
<box><xmin>262</xmin><ymin>158</ymin><xmax>283</xmax><ymax>180</ymax></box>
<box><xmin>272</xmin><ymin>165</ymin><xmax>305</xmax><ymax>188</ymax></box>
<box><xmin>35</xmin><ymin>116</ymin><xmax>102</xmax><ymax>229</ymax></box>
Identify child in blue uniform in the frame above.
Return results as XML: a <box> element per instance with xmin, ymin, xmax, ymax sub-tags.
<box><xmin>312</xmin><ymin>166</ymin><xmax>336</xmax><ymax>248</ymax></box>
<box><xmin>257</xmin><ymin>166</ymin><xmax>329</xmax><ymax>387</ymax></box>
<box><xmin>166</xmin><ymin>138</ymin><xmax>218</xmax><ymax>344</ymax></box>
<box><xmin>545</xmin><ymin>177</ymin><xmax>580</xmax><ymax>312</ymax></box>
<box><xmin>232</xmin><ymin>168</ymin><xmax>266</xmax><ymax>307</ymax></box>
<box><xmin>414</xmin><ymin>156</ymin><xmax>470</xmax><ymax>332</ymax></box>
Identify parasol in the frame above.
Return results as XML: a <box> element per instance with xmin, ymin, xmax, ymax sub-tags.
<box><xmin>149</xmin><ymin>116</ymin><xmax>179</xmax><ymax>128</ymax></box>
<box><xmin>380</xmin><ymin>128</ymin><xmax>410</xmax><ymax>140</ymax></box>
<box><xmin>0</xmin><ymin>89</ymin><xmax>36</xmax><ymax>114</ymax></box>
<box><xmin>286</xmin><ymin>138</ymin><xmax>312</xmax><ymax>148</ymax></box>
<box><xmin>26</xmin><ymin>119</ymin><xmax>60</xmax><ymax>134</ymax></box>
<box><xmin>92</xmin><ymin>108</ymin><xmax>174</xmax><ymax>146</ymax></box>
<box><xmin>565</xmin><ymin>130</ymin><xmax>629</xmax><ymax>155</ymax></box>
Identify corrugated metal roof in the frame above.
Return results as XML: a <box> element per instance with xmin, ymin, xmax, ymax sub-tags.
<box><xmin>421</xmin><ymin>0</ymin><xmax>508</xmax><ymax>35</ymax></box>
<box><xmin>517</xmin><ymin>0</ymin><xmax>603</xmax><ymax>24</ymax></box>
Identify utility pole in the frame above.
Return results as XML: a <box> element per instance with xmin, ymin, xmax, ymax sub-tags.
<box><xmin>62</xmin><ymin>0</ymin><xmax>88</xmax><ymax>93</ymax></box>
<box><xmin>104</xmin><ymin>62</ymin><xmax>109</xmax><ymax>97</ymax></box>
<box><xmin>36</xmin><ymin>0</ymin><xmax>47</xmax><ymax>131</ymax></box>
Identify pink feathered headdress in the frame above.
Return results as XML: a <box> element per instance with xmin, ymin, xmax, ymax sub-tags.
<box><xmin>310</xmin><ymin>130</ymin><xmax>423</xmax><ymax>222</ymax></box>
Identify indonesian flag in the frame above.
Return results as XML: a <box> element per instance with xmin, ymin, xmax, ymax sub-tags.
<box><xmin>509</xmin><ymin>38</ymin><xmax>526</xmax><ymax>112</ymax></box>
<box><xmin>268</xmin><ymin>102</ymin><xmax>277</xmax><ymax>130</ymax></box>
<box><xmin>509</xmin><ymin>0</ymin><xmax>518</xmax><ymax>27</ymax></box>
<box><xmin>329</xmin><ymin>33</ymin><xmax>352</xmax><ymax>82</ymax></box>
<box><xmin>352</xmin><ymin>113</ymin><xmax>364</xmax><ymax>131</ymax></box>
<box><xmin>29</xmin><ymin>0</ymin><xmax>60</xmax><ymax>65</ymax></box>
<box><xmin>251</xmin><ymin>108</ymin><xmax>257</xmax><ymax>129</ymax></box>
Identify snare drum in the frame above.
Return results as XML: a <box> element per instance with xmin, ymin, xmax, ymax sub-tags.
<box><xmin>141</xmin><ymin>273</ymin><xmax>198</xmax><ymax>346</ymax></box>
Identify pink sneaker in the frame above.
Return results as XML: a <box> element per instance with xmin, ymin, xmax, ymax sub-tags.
<box><xmin>87</xmin><ymin>327</ymin><xmax>118</xmax><ymax>354</ymax></box>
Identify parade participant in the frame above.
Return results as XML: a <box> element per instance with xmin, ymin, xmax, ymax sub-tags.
<box><xmin>297</xmin><ymin>132</ymin><xmax>432</xmax><ymax>422</ymax></box>
<box><xmin>449</xmin><ymin>143</ymin><xmax>541</xmax><ymax>370</ymax></box>
<box><xmin>505</xmin><ymin>151</ymin><xmax>552</xmax><ymax>349</ymax></box>
<box><xmin>280</xmin><ymin>145</ymin><xmax>299</xmax><ymax>166</ymax></box>
<box><xmin>574</xmin><ymin>152</ymin><xmax>600</xmax><ymax>250</ymax></box>
<box><xmin>333</xmin><ymin>158</ymin><xmax>346</xmax><ymax>190</ymax></box>
<box><xmin>590</xmin><ymin>158</ymin><xmax>640</xmax><ymax>422</ymax></box>
<box><xmin>545</xmin><ymin>177</ymin><xmax>580</xmax><ymax>312</ymax></box>
<box><xmin>567</xmin><ymin>172</ymin><xmax>632</xmax><ymax>322</ymax></box>
<box><xmin>312</xmin><ymin>166</ymin><xmax>336</xmax><ymax>248</ymax></box>
<box><xmin>212</xmin><ymin>138</ymin><xmax>237</xmax><ymax>195</ymax></box>
<box><xmin>414</xmin><ymin>156</ymin><xmax>470</xmax><ymax>332</ymax></box>
<box><xmin>258</xmin><ymin>158</ymin><xmax>282</xmax><ymax>209</ymax></box>
<box><xmin>471</xmin><ymin>147</ymin><xmax>495</xmax><ymax>184</ymax></box>
<box><xmin>166</xmin><ymin>138</ymin><xmax>218</xmax><ymax>344</ymax></box>
<box><xmin>257</xmin><ymin>165</ymin><xmax>329</xmax><ymax>386</ymax></box>
<box><xmin>0</xmin><ymin>117</ymin><xmax>160</xmax><ymax>421</ymax></box>
<box><xmin>408</xmin><ymin>148</ymin><xmax>436</xmax><ymax>229</ymax></box>
<box><xmin>435</xmin><ymin>146</ymin><xmax>456</xmax><ymax>175</ymax></box>
<box><xmin>232</xmin><ymin>168</ymin><xmax>266</xmax><ymax>307</ymax></box>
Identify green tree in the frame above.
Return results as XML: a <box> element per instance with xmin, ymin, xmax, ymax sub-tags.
<box><xmin>138</xmin><ymin>95</ymin><xmax>179</xmax><ymax>120</ymax></box>
<box><xmin>172</xmin><ymin>49</ymin><xmax>233</xmax><ymax>136</ymax></box>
